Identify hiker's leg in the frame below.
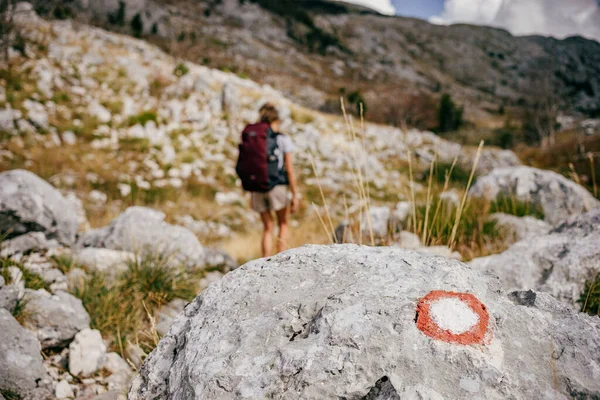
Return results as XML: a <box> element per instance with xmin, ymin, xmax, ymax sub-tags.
<box><xmin>276</xmin><ymin>206</ymin><xmax>290</xmax><ymax>253</ymax></box>
<box><xmin>260</xmin><ymin>211</ymin><xmax>274</xmax><ymax>257</ymax></box>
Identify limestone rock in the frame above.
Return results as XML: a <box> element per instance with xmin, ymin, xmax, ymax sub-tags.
<box><xmin>470</xmin><ymin>207</ymin><xmax>600</xmax><ymax>309</ymax></box>
<box><xmin>0</xmin><ymin>308</ymin><xmax>49</xmax><ymax>396</ymax></box>
<box><xmin>0</xmin><ymin>232</ymin><xmax>50</xmax><ymax>258</ymax></box>
<box><xmin>490</xmin><ymin>213</ymin><xmax>551</xmax><ymax>242</ymax></box>
<box><xmin>0</xmin><ymin>170</ymin><xmax>79</xmax><ymax>245</ymax></box>
<box><xmin>469</xmin><ymin>166</ymin><xmax>600</xmax><ymax>225</ymax></box>
<box><xmin>69</xmin><ymin>329</ymin><xmax>107</xmax><ymax>377</ymax></box>
<box><xmin>25</xmin><ymin>289</ymin><xmax>91</xmax><ymax>348</ymax></box>
<box><xmin>55</xmin><ymin>379</ymin><xmax>74</xmax><ymax>399</ymax></box>
<box><xmin>129</xmin><ymin>245</ymin><xmax>600</xmax><ymax>399</ymax></box>
<box><xmin>77</xmin><ymin>207</ymin><xmax>206</xmax><ymax>269</ymax></box>
<box><xmin>73</xmin><ymin>248</ymin><xmax>135</xmax><ymax>278</ymax></box>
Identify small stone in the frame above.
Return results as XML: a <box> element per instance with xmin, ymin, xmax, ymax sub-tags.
<box><xmin>395</xmin><ymin>231</ymin><xmax>422</xmax><ymax>249</ymax></box>
<box><xmin>69</xmin><ymin>329</ymin><xmax>107</xmax><ymax>377</ymax></box>
<box><xmin>55</xmin><ymin>379</ymin><xmax>74</xmax><ymax>399</ymax></box>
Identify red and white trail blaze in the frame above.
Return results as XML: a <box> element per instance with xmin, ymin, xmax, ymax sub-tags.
<box><xmin>416</xmin><ymin>291</ymin><xmax>491</xmax><ymax>345</ymax></box>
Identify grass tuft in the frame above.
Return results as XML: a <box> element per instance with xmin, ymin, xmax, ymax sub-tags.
<box><xmin>51</xmin><ymin>254</ymin><xmax>81</xmax><ymax>275</ymax></box>
<box><xmin>72</xmin><ymin>252</ymin><xmax>202</xmax><ymax>357</ymax></box>
<box><xmin>579</xmin><ymin>274</ymin><xmax>600</xmax><ymax>316</ymax></box>
<box><xmin>489</xmin><ymin>193</ymin><xmax>545</xmax><ymax>220</ymax></box>
<box><xmin>1</xmin><ymin>258</ymin><xmax>50</xmax><ymax>291</ymax></box>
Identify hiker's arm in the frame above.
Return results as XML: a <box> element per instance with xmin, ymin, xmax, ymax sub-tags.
<box><xmin>284</xmin><ymin>152</ymin><xmax>299</xmax><ymax>212</ymax></box>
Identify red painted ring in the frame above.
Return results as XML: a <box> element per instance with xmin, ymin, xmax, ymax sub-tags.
<box><xmin>416</xmin><ymin>290</ymin><xmax>491</xmax><ymax>345</ymax></box>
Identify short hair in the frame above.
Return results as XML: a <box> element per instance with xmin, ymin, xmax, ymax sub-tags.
<box><xmin>259</xmin><ymin>103</ymin><xmax>280</xmax><ymax>124</ymax></box>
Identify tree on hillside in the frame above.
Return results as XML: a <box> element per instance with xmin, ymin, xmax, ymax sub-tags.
<box><xmin>528</xmin><ymin>73</ymin><xmax>558</xmax><ymax>148</ymax></box>
<box><xmin>437</xmin><ymin>93</ymin><xmax>464</xmax><ymax>133</ymax></box>
<box><xmin>520</xmin><ymin>55</ymin><xmax>559</xmax><ymax>148</ymax></box>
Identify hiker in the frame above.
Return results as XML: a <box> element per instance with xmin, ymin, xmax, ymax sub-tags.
<box><xmin>236</xmin><ymin>103</ymin><xmax>299</xmax><ymax>257</ymax></box>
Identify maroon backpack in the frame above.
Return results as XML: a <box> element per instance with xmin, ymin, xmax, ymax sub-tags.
<box><xmin>236</xmin><ymin>122</ymin><xmax>288</xmax><ymax>192</ymax></box>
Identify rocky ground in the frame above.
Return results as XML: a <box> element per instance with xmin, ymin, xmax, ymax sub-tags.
<box><xmin>1</xmin><ymin>4</ymin><xmax>600</xmax><ymax>400</ymax></box>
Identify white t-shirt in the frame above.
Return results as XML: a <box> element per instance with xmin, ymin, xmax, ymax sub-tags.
<box><xmin>276</xmin><ymin>134</ymin><xmax>295</xmax><ymax>170</ymax></box>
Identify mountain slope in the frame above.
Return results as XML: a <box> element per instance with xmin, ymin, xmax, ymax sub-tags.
<box><xmin>28</xmin><ymin>0</ymin><xmax>600</xmax><ymax>125</ymax></box>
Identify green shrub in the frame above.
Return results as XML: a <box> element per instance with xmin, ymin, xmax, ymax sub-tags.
<box><xmin>579</xmin><ymin>275</ymin><xmax>600</xmax><ymax>316</ymax></box>
<box><xmin>174</xmin><ymin>63</ymin><xmax>189</xmax><ymax>77</ymax></box>
<box><xmin>489</xmin><ymin>194</ymin><xmax>545</xmax><ymax>220</ymax></box>
<box><xmin>131</xmin><ymin>13</ymin><xmax>144</xmax><ymax>38</ymax></box>
<box><xmin>0</xmin><ymin>389</ymin><xmax>21</xmax><ymax>400</ymax></box>
<box><xmin>126</xmin><ymin>111</ymin><xmax>157</xmax><ymax>127</ymax></box>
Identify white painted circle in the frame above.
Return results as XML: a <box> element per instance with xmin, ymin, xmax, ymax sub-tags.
<box><xmin>429</xmin><ymin>297</ymin><xmax>479</xmax><ymax>335</ymax></box>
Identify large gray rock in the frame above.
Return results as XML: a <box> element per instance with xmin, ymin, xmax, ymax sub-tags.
<box><xmin>490</xmin><ymin>213</ymin><xmax>551</xmax><ymax>242</ymax></box>
<box><xmin>469</xmin><ymin>166</ymin><xmax>600</xmax><ymax>225</ymax></box>
<box><xmin>470</xmin><ymin>207</ymin><xmax>600</xmax><ymax>310</ymax></box>
<box><xmin>130</xmin><ymin>245</ymin><xmax>600</xmax><ymax>400</ymax></box>
<box><xmin>0</xmin><ymin>170</ymin><xmax>79</xmax><ymax>245</ymax></box>
<box><xmin>25</xmin><ymin>289</ymin><xmax>91</xmax><ymax>349</ymax></box>
<box><xmin>77</xmin><ymin>207</ymin><xmax>206</xmax><ymax>269</ymax></box>
<box><xmin>0</xmin><ymin>308</ymin><xmax>49</xmax><ymax>396</ymax></box>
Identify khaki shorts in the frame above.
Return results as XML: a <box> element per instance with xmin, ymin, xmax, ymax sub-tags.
<box><xmin>251</xmin><ymin>185</ymin><xmax>290</xmax><ymax>213</ymax></box>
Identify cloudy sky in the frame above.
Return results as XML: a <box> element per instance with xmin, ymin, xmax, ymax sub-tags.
<box><xmin>337</xmin><ymin>0</ymin><xmax>600</xmax><ymax>42</ymax></box>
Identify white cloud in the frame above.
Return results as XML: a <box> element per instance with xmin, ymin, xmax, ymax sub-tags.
<box><xmin>332</xmin><ymin>0</ymin><xmax>396</xmax><ymax>15</ymax></box>
<box><xmin>431</xmin><ymin>0</ymin><xmax>600</xmax><ymax>42</ymax></box>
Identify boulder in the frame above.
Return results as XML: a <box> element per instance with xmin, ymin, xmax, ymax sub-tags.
<box><xmin>0</xmin><ymin>308</ymin><xmax>49</xmax><ymax>396</ymax></box>
<box><xmin>69</xmin><ymin>329</ymin><xmax>107</xmax><ymax>377</ymax></box>
<box><xmin>77</xmin><ymin>207</ymin><xmax>206</xmax><ymax>269</ymax></box>
<box><xmin>0</xmin><ymin>170</ymin><xmax>79</xmax><ymax>245</ymax></box>
<box><xmin>0</xmin><ymin>232</ymin><xmax>50</xmax><ymax>258</ymax></box>
<box><xmin>470</xmin><ymin>207</ymin><xmax>600</xmax><ymax>310</ymax></box>
<box><xmin>129</xmin><ymin>245</ymin><xmax>600</xmax><ymax>399</ymax></box>
<box><xmin>25</xmin><ymin>289</ymin><xmax>90</xmax><ymax>348</ymax></box>
<box><xmin>490</xmin><ymin>213</ymin><xmax>551</xmax><ymax>242</ymax></box>
<box><xmin>469</xmin><ymin>166</ymin><xmax>600</xmax><ymax>225</ymax></box>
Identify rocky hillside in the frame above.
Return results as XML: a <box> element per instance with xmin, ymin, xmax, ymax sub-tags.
<box><xmin>0</xmin><ymin>3</ymin><xmax>524</xmax><ymax>248</ymax></box>
<box><xmin>27</xmin><ymin>0</ymin><xmax>600</xmax><ymax>123</ymax></box>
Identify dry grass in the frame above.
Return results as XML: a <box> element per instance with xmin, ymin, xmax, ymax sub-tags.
<box><xmin>72</xmin><ymin>252</ymin><xmax>202</xmax><ymax>359</ymax></box>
